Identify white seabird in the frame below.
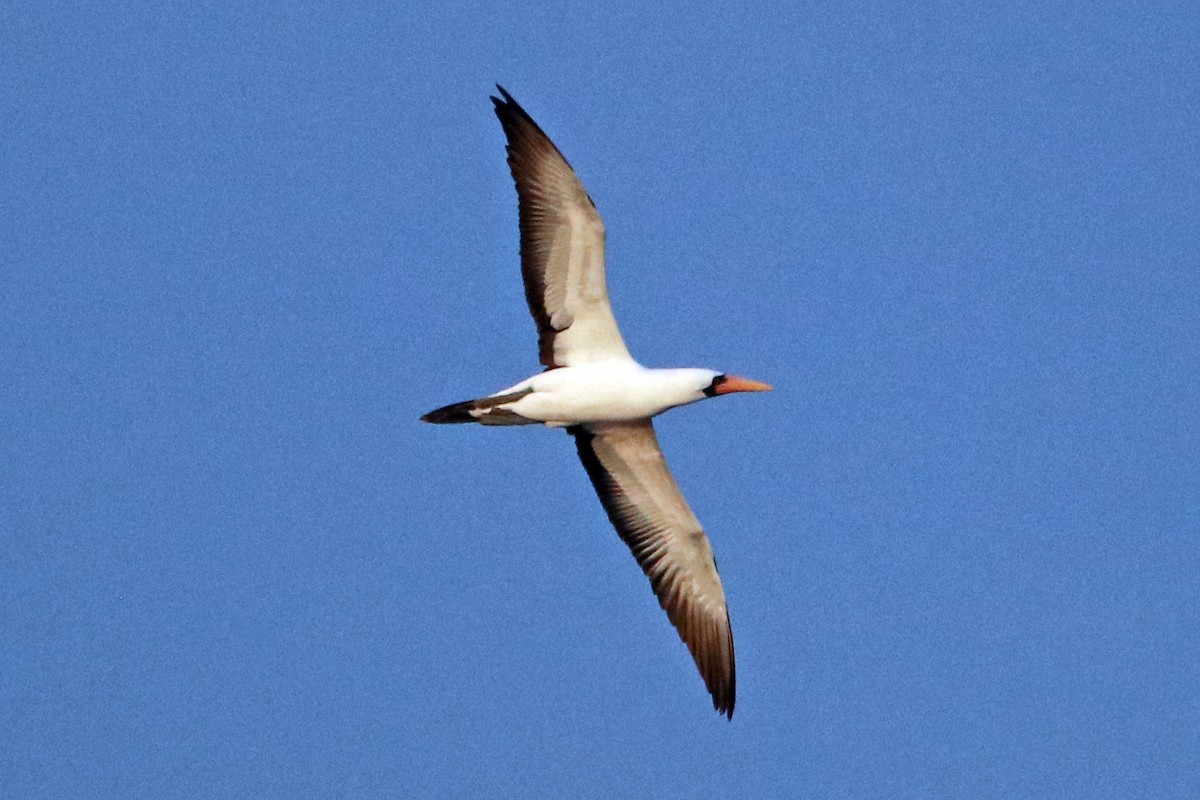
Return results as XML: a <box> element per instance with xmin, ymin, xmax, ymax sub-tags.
<box><xmin>422</xmin><ymin>87</ymin><xmax>771</xmax><ymax>719</ymax></box>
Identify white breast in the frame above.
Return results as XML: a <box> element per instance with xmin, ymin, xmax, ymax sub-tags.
<box><xmin>496</xmin><ymin>364</ymin><xmax>713</xmax><ymax>425</ymax></box>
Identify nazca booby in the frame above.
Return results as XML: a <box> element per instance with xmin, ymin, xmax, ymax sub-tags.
<box><xmin>422</xmin><ymin>87</ymin><xmax>771</xmax><ymax>719</ymax></box>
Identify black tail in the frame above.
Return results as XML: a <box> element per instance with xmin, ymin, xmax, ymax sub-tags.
<box><xmin>420</xmin><ymin>388</ymin><xmax>538</xmax><ymax>426</ymax></box>
<box><xmin>420</xmin><ymin>399</ymin><xmax>478</xmax><ymax>424</ymax></box>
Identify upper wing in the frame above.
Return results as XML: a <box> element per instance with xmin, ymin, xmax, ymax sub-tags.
<box><xmin>570</xmin><ymin>420</ymin><xmax>736</xmax><ymax>718</ymax></box>
<box><xmin>492</xmin><ymin>87</ymin><xmax>634</xmax><ymax>369</ymax></box>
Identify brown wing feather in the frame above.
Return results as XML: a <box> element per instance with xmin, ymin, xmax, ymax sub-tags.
<box><xmin>570</xmin><ymin>420</ymin><xmax>736</xmax><ymax>718</ymax></box>
<box><xmin>491</xmin><ymin>87</ymin><xmax>632</xmax><ymax>368</ymax></box>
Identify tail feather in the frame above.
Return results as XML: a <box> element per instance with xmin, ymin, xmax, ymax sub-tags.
<box><xmin>420</xmin><ymin>387</ymin><xmax>537</xmax><ymax>426</ymax></box>
<box><xmin>420</xmin><ymin>399</ymin><xmax>478</xmax><ymax>424</ymax></box>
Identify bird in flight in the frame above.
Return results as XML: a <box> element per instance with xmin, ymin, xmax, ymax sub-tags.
<box><xmin>422</xmin><ymin>87</ymin><xmax>771</xmax><ymax>719</ymax></box>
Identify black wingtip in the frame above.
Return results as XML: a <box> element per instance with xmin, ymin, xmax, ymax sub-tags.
<box><xmin>715</xmin><ymin>685</ymin><xmax>735</xmax><ymax>720</ymax></box>
<box><xmin>490</xmin><ymin>84</ymin><xmax>515</xmax><ymax>111</ymax></box>
<box><xmin>490</xmin><ymin>85</ymin><xmax>539</xmax><ymax>129</ymax></box>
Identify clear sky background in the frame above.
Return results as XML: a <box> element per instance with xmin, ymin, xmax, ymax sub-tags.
<box><xmin>4</xmin><ymin>3</ymin><xmax>1198</xmax><ymax>798</ymax></box>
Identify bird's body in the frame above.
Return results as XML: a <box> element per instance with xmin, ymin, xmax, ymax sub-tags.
<box><xmin>453</xmin><ymin>364</ymin><xmax>719</xmax><ymax>426</ymax></box>
<box><xmin>422</xmin><ymin>87</ymin><xmax>770</xmax><ymax>719</ymax></box>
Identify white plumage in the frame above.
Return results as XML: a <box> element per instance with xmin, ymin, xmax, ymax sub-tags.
<box><xmin>492</xmin><ymin>365</ymin><xmax>719</xmax><ymax>426</ymax></box>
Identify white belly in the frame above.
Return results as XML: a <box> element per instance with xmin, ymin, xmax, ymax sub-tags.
<box><xmin>493</xmin><ymin>363</ymin><xmax>703</xmax><ymax>425</ymax></box>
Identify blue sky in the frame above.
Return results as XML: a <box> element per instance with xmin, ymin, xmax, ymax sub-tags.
<box><xmin>4</xmin><ymin>3</ymin><xmax>1198</xmax><ymax>798</ymax></box>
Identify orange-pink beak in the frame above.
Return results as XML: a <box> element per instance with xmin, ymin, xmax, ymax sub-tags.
<box><xmin>713</xmin><ymin>375</ymin><xmax>774</xmax><ymax>395</ymax></box>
